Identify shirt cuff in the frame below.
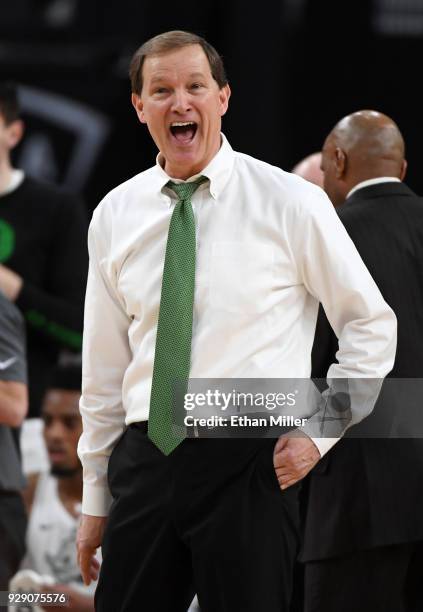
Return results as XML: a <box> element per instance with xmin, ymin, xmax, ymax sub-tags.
<box><xmin>310</xmin><ymin>437</ymin><xmax>339</xmax><ymax>457</ymax></box>
<box><xmin>82</xmin><ymin>483</ymin><xmax>113</xmax><ymax>517</ymax></box>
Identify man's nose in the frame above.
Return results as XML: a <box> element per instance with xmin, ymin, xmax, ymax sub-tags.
<box><xmin>171</xmin><ymin>89</ymin><xmax>192</xmax><ymax>113</ymax></box>
<box><xmin>46</xmin><ymin>420</ymin><xmax>65</xmax><ymax>440</ymax></box>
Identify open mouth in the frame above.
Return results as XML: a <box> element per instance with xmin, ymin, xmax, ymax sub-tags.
<box><xmin>170</xmin><ymin>121</ymin><xmax>198</xmax><ymax>144</ymax></box>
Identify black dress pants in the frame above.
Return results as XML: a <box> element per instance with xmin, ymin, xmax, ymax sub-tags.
<box><xmin>304</xmin><ymin>541</ymin><xmax>423</xmax><ymax>612</ymax></box>
<box><xmin>95</xmin><ymin>424</ymin><xmax>300</xmax><ymax>612</ymax></box>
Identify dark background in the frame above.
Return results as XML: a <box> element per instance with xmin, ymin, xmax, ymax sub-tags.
<box><xmin>1</xmin><ymin>0</ymin><xmax>422</xmax><ymax>212</ymax></box>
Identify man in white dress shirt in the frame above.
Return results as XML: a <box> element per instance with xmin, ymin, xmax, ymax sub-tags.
<box><xmin>76</xmin><ymin>31</ymin><xmax>397</xmax><ymax>612</ymax></box>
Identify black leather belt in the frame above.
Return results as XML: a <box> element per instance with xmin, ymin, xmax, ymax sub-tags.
<box><xmin>129</xmin><ymin>420</ymin><xmax>278</xmax><ymax>439</ymax></box>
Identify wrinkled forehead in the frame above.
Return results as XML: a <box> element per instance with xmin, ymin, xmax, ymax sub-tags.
<box><xmin>142</xmin><ymin>45</ymin><xmax>212</xmax><ymax>83</ymax></box>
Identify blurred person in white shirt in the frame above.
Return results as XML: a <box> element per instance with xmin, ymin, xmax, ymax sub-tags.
<box><xmin>18</xmin><ymin>365</ymin><xmax>100</xmax><ymax>612</ymax></box>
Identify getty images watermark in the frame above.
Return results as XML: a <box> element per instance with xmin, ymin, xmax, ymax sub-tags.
<box><xmin>183</xmin><ymin>388</ymin><xmax>308</xmax><ymax>428</ymax></box>
<box><xmin>171</xmin><ymin>377</ymin><xmax>423</xmax><ymax>439</ymax></box>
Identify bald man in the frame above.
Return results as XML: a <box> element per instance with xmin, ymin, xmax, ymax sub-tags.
<box><xmin>292</xmin><ymin>152</ymin><xmax>324</xmax><ymax>189</ymax></box>
<box><xmin>302</xmin><ymin>111</ymin><xmax>423</xmax><ymax>612</ymax></box>
<box><xmin>320</xmin><ymin>110</ymin><xmax>407</xmax><ymax>206</ymax></box>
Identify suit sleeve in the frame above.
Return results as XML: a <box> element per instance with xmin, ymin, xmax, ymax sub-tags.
<box><xmin>15</xmin><ymin>194</ymin><xmax>88</xmax><ymax>351</ymax></box>
<box><xmin>311</xmin><ymin>304</ymin><xmax>337</xmax><ymax>379</ymax></box>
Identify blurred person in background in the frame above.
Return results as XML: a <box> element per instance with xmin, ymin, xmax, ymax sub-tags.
<box><xmin>0</xmin><ymin>82</ymin><xmax>88</xmax><ymax>477</ymax></box>
<box><xmin>0</xmin><ymin>288</ymin><xmax>28</xmax><ymax>603</ymax></box>
<box><xmin>17</xmin><ymin>365</ymin><xmax>99</xmax><ymax>612</ymax></box>
<box><xmin>76</xmin><ymin>30</ymin><xmax>396</xmax><ymax>612</ymax></box>
<box><xmin>292</xmin><ymin>152</ymin><xmax>324</xmax><ymax>189</ymax></box>
<box><xmin>303</xmin><ymin>110</ymin><xmax>423</xmax><ymax>612</ymax></box>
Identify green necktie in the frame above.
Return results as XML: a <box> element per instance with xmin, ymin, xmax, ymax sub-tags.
<box><xmin>148</xmin><ymin>176</ymin><xmax>208</xmax><ymax>455</ymax></box>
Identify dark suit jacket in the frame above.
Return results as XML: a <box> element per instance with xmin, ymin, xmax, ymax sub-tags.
<box><xmin>301</xmin><ymin>182</ymin><xmax>423</xmax><ymax>562</ymax></box>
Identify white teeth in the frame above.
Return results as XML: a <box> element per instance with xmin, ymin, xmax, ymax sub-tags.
<box><xmin>171</xmin><ymin>121</ymin><xmax>196</xmax><ymax>127</ymax></box>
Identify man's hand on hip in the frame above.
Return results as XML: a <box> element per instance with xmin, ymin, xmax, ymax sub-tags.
<box><xmin>77</xmin><ymin>514</ymin><xmax>106</xmax><ymax>585</ymax></box>
<box><xmin>273</xmin><ymin>433</ymin><xmax>321</xmax><ymax>490</ymax></box>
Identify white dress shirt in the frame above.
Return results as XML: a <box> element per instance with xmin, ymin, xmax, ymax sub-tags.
<box><xmin>78</xmin><ymin>134</ymin><xmax>397</xmax><ymax>516</ymax></box>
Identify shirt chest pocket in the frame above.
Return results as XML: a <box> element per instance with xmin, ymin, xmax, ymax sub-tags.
<box><xmin>209</xmin><ymin>241</ymin><xmax>274</xmax><ymax>314</ymax></box>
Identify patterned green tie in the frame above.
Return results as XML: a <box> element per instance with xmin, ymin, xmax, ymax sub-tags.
<box><xmin>148</xmin><ymin>176</ymin><xmax>208</xmax><ymax>455</ymax></box>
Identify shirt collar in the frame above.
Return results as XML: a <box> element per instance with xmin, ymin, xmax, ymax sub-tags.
<box><xmin>347</xmin><ymin>177</ymin><xmax>401</xmax><ymax>200</ymax></box>
<box><xmin>152</xmin><ymin>133</ymin><xmax>235</xmax><ymax>200</ymax></box>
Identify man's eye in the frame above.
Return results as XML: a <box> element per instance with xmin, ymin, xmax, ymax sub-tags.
<box><xmin>63</xmin><ymin>417</ymin><xmax>79</xmax><ymax>430</ymax></box>
<box><xmin>154</xmin><ymin>88</ymin><xmax>168</xmax><ymax>95</ymax></box>
<box><xmin>190</xmin><ymin>83</ymin><xmax>203</xmax><ymax>90</ymax></box>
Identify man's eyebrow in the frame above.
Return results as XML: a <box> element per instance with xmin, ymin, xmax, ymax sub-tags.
<box><xmin>150</xmin><ymin>71</ymin><xmax>207</xmax><ymax>85</ymax></box>
<box><xmin>188</xmin><ymin>72</ymin><xmax>207</xmax><ymax>80</ymax></box>
<box><xmin>42</xmin><ymin>409</ymin><xmax>80</xmax><ymax>417</ymax></box>
<box><xmin>150</xmin><ymin>75</ymin><xmax>168</xmax><ymax>85</ymax></box>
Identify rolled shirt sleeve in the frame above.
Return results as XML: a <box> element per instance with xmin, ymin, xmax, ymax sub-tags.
<box><xmin>77</xmin><ymin>204</ymin><xmax>132</xmax><ymax>516</ymax></box>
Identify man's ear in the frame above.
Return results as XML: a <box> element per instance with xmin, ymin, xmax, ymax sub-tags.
<box><xmin>131</xmin><ymin>93</ymin><xmax>146</xmax><ymax>124</ymax></box>
<box><xmin>7</xmin><ymin>119</ymin><xmax>24</xmax><ymax>150</ymax></box>
<box><xmin>400</xmin><ymin>159</ymin><xmax>407</xmax><ymax>181</ymax></box>
<box><xmin>334</xmin><ymin>147</ymin><xmax>346</xmax><ymax>179</ymax></box>
<box><xmin>219</xmin><ymin>84</ymin><xmax>231</xmax><ymax>117</ymax></box>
